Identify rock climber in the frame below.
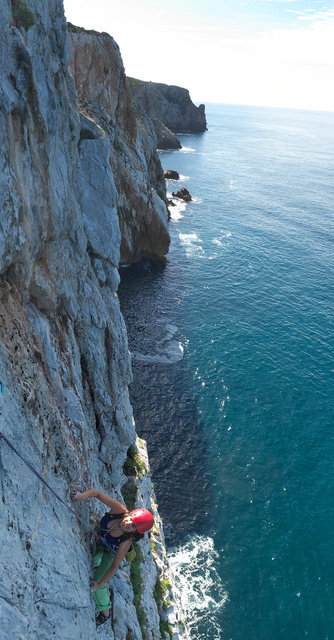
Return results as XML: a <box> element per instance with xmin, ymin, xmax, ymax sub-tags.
<box><xmin>71</xmin><ymin>488</ymin><xmax>154</xmax><ymax>627</ymax></box>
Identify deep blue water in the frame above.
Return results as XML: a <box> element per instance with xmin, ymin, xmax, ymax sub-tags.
<box><xmin>118</xmin><ymin>104</ymin><xmax>334</xmax><ymax>640</ymax></box>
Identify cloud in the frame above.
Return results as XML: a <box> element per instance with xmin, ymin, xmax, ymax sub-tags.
<box><xmin>286</xmin><ymin>9</ymin><xmax>316</xmax><ymax>13</ymax></box>
<box><xmin>246</xmin><ymin>0</ymin><xmax>299</xmax><ymax>3</ymax></box>
<box><xmin>188</xmin><ymin>6</ymin><xmax>334</xmax><ymax>110</ymax></box>
<box><xmin>297</xmin><ymin>8</ymin><xmax>334</xmax><ymax>21</ymax></box>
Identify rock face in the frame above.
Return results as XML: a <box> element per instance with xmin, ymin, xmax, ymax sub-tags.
<box><xmin>0</xmin><ymin>3</ymin><xmax>185</xmax><ymax>640</ymax></box>
<box><xmin>68</xmin><ymin>25</ymin><xmax>170</xmax><ymax>264</ymax></box>
<box><xmin>129</xmin><ymin>80</ymin><xmax>207</xmax><ymax>133</ymax></box>
<box><xmin>151</xmin><ymin>118</ymin><xmax>182</xmax><ymax>150</ymax></box>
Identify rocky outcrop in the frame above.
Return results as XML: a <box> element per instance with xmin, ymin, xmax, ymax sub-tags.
<box><xmin>129</xmin><ymin>79</ymin><xmax>207</xmax><ymax>133</ymax></box>
<box><xmin>68</xmin><ymin>25</ymin><xmax>170</xmax><ymax>264</ymax></box>
<box><xmin>165</xmin><ymin>170</ymin><xmax>180</xmax><ymax>180</ymax></box>
<box><xmin>151</xmin><ymin>118</ymin><xmax>182</xmax><ymax>150</ymax></box>
<box><xmin>172</xmin><ymin>188</ymin><xmax>192</xmax><ymax>202</ymax></box>
<box><xmin>0</xmin><ymin>3</ymin><xmax>185</xmax><ymax>640</ymax></box>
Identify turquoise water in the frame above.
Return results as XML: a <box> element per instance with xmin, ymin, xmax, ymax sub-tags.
<box><xmin>119</xmin><ymin>104</ymin><xmax>334</xmax><ymax>640</ymax></box>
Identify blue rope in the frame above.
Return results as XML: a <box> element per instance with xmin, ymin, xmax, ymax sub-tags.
<box><xmin>0</xmin><ymin>382</ymin><xmax>123</xmax><ymax>555</ymax></box>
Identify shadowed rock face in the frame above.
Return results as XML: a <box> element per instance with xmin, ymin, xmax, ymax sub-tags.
<box><xmin>68</xmin><ymin>29</ymin><xmax>171</xmax><ymax>264</ymax></box>
<box><xmin>151</xmin><ymin>118</ymin><xmax>182</xmax><ymax>150</ymax></box>
<box><xmin>129</xmin><ymin>81</ymin><xmax>207</xmax><ymax>133</ymax></box>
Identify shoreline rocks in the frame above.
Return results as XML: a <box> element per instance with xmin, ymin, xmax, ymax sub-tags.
<box><xmin>165</xmin><ymin>170</ymin><xmax>180</xmax><ymax>180</ymax></box>
<box><xmin>172</xmin><ymin>187</ymin><xmax>192</xmax><ymax>202</ymax></box>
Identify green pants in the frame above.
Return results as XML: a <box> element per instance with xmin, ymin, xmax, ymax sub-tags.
<box><xmin>93</xmin><ymin>546</ymin><xmax>115</xmax><ymax>611</ymax></box>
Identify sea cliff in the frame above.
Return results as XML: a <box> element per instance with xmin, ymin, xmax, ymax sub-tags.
<box><xmin>0</xmin><ymin>2</ymin><xmax>185</xmax><ymax>639</ymax></box>
<box><xmin>67</xmin><ymin>24</ymin><xmax>170</xmax><ymax>264</ymax></box>
<box><xmin>128</xmin><ymin>80</ymin><xmax>207</xmax><ymax>134</ymax></box>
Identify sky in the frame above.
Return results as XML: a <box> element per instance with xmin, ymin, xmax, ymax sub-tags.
<box><xmin>63</xmin><ymin>0</ymin><xmax>334</xmax><ymax>111</ymax></box>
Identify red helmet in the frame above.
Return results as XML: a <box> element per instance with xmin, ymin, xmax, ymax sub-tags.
<box><xmin>132</xmin><ymin>508</ymin><xmax>154</xmax><ymax>533</ymax></box>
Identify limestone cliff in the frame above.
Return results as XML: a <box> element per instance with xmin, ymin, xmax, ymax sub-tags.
<box><xmin>128</xmin><ymin>79</ymin><xmax>207</xmax><ymax>134</ymax></box>
<box><xmin>0</xmin><ymin>2</ymin><xmax>184</xmax><ymax>640</ymax></box>
<box><xmin>151</xmin><ymin>118</ymin><xmax>182</xmax><ymax>151</ymax></box>
<box><xmin>67</xmin><ymin>25</ymin><xmax>170</xmax><ymax>264</ymax></box>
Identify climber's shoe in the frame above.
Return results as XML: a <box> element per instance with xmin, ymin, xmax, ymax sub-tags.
<box><xmin>96</xmin><ymin>611</ymin><xmax>110</xmax><ymax>627</ymax></box>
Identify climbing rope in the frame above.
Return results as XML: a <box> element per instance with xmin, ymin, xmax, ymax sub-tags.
<box><xmin>1</xmin><ymin>382</ymin><xmax>120</xmax><ymax>635</ymax></box>
<box><xmin>0</xmin><ymin>427</ymin><xmax>100</xmax><ymax>537</ymax></box>
<box><xmin>0</xmin><ymin>382</ymin><xmax>132</xmax><ymax>566</ymax></box>
<box><xmin>0</xmin><ymin>380</ymin><xmax>103</xmax><ymax>542</ymax></box>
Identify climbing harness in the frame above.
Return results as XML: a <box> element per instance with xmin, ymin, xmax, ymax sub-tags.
<box><xmin>93</xmin><ymin>514</ymin><xmax>136</xmax><ymax>561</ymax></box>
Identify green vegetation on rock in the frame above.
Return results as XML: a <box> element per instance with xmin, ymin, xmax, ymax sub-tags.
<box><xmin>123</xmin><ymin>444</ymin><xmax>147</xmax><ymax>478</ymax></box>
<box><xmin>130</xmin><ymin>542</ymin><xmax>147</xmax><ymax>636</ymax></box>
<box><xmin>127</xmin><ymin>77</ymin><xmax>150</xmax><ymax>89</ymax></box>
<box><xmin>160</xmin><ymin>619</ymin><xmax>174</xmax><ymax>639</ymax></box>
<box><xmin>121</xmin><ymin>480</ymin><xmax>139</xmax><ymax>511</ymax></box>
<box><xmin>67</xmin><ymin>22</ymin><xmax>109</xmax><ymax>37</ymax></box>
<box><xmin>11</xmin><ymin>0</ymin><xmax>35</xmax><ymax>30</ymax></box>
<box><xmin>153</xmin><ymin>576</ymin><xmax>172</xmax><ymax>608</ymax></box>
<box><xmin>154</xmin><ymin>576</ymin><xmax>173</xmax><ymax>637</ymax></box>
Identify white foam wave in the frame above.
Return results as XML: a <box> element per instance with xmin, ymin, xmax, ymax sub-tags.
<box><xmin>130</xmin><ymin>323</ymin><xmax>184</xmax><ymax>365</ymax></box>
<box><xmin>158</xmin><ymin>323</ymin><xmax>178</xmax><ymax>342</ymax></box>
<box><xmin>212</xmin><ymin>230</ymin><xmax>232</xmax><ymax>248</ymax></box>
<box><xmin>165</xmin><ymin>174</ymin><xmax>189</xmax><ymax>183</ymax></box>
<box><xmin>168</xmin><ymin>535</ymin><xmax>228</xmax><ymax>639</ymax></box>
<box><xmin>191</xmin><ymin>196</ymin><xmax>203</xmax><ymax>204</ymax></box>
<box><xmin>168</xmin><ymin>195</ymin><xmax>186</xmax><ymax>221</ymax></box>
<box><xmin>130</xmin><ymin>341</ymin><xmax>183</xmax><ymax>365</ymax></box>
<box><xmin>179</xmin><ymin>146</ymin><xmax>196</xmax><ymax>153</ymax></box>
<box><xmin>179</xmin><ymin>232</ymin><xmax>203</xmax><ymax>257</ymax></box>
<box><xmin>179</xmin><ymin>233</ymin><xmax>201</xmax><ymax>244</ymax></box>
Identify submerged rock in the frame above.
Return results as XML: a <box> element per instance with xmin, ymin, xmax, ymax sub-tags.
<box><xmin>172</xmin><ymin>188</ymin><xmax>192</xmax><ymax>202</ymax></box>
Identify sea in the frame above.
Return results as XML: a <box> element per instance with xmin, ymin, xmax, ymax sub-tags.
<box><xmin>118</xmin><ymin>104</ymin><xmax>334</xmax><ymax>640</ymax></box>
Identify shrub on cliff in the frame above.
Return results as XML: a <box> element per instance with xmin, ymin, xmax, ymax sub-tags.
<box><xmin>11</xmin><ymin>0</ymin><xmax>35</xmax><ymax>30</ymax></box>
<box><xmin>67</xmin><ymin>21</ymin><xmax>109</xmax><ymax>37</ymax></box>
<box><xmin>123</xmin><ymin>444</ymin><xmax>147</xmax><ymax>478</ymax></box>
<box><xmin>121</xmin><ymin>480</ymin><xmax>139</xmax><ymax>510</ymax></box>
<box><xmin>130</xmin><ymin>543</ymin><xmax>147</xmax><ymax>636</ymax></box>
<box><xmin>154</xmin><ymin>577</ymin><xmax>174</xmax><ymax>638</ymax></box>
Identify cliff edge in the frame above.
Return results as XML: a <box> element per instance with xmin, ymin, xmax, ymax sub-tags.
<box><xmin>128</xmin><ymin>79</ymin><xmax>207</xmax><ymax>134</ymax></box>
<box><xmin>68</xmin><ymin>24</ymin><xmax>170</xmax><ymax>264</ymax></box>
<box><xmin>0</xmin><ymin>3</ymin><xmax>184</xmax><ymax>640</ymax></box>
